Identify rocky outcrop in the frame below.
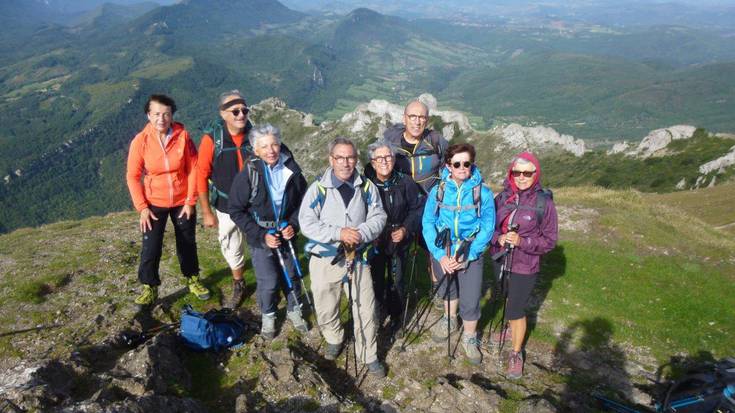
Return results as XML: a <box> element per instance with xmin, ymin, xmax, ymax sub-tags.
<box><xmin>625</xmin><ymin>125</ymin><xmax>696</xmax><ymax>158</ymax></box>
<box><xmin>492</xmin><ymin>123</ymin><xmax>587</xmax><ymax>157</ymax></box>
<box><xmin>699</xmin><ymin>145</ymin><xmax>735</xmax><ymax>175</ymax></box>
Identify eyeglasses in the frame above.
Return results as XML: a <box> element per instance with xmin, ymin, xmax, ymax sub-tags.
<box><xmin>406</xmin><ymin>114</ymin><xmax>428</xmax><ymax>123</ymax></box>
<box><xmin>331</xmin><ymin>155</ymin><xmax>357</xmax><ymax>164</ymax></box>
<box><xmin>511</xmin><ymin>170</ymin><xmax>536</xmax><ymax>178</ymax></box>
<box><xmin>451</xmin><ymin>161</ymin><xmax>472</xmax><ymax>169</ymax></box>
<box><xmin>229</xmin><ymin>108</ymin><xmax>249</xmax><ymax>117</ymax></box>
<box><xmin>371</xmin><ymin>155</ymin><xmax>393</xmax><ymax>164</ymax></box>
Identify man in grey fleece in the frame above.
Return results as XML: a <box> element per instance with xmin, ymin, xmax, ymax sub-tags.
<box><xmin>298</xmin><ymin>136</ymin><xmax>388</xmax><ymax>378</ymax></box>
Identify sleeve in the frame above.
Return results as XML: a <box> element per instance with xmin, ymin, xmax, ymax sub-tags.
<box><xmin>183</xmin><ymin>132</ymin><xmax>198</xmax><ymax>206</ymax></box>
<box><xmin>286</xmin><ymin>173</ymin><xmax>308</xmax><ymax>234</ymax></box>
<box><xmin>403</xmin><ymin>176</ymin><xmax>422</xmax><ymax>235</ymax></box>
<box><xmin>228</xmin><ymin>168</ymin><xmax>268</xmax><ymax>248</ymax></box>
<box><xmin>356</xmin><ymin>181</ymin><xmax>387</xmax><ymax>243</ymax></box>
<box><xmin>421</xmin><ymin>187</ymin><xmax>446</xmax><ymax>262</ymax></box>
<box><xmin>298</xmin><ymin>183</ymin><xmax>343</xmax><ymax>243</ymax></box>
<box><xmin>468</xmin><ymin>185</ymin><xmax>496</xmax><ymax>261</ymax></box>
<box><xmin>519</xmin><ymin>197</ymin><xmax>558</xmax><ymax>255</ymax></box>
<box><xmin>196</xmin><ymin>135</ymin><xmax>215</xmax><ymax>196</ymax></box>
<box><xmin>125</xmin><ymin>135</ymin><xmax>149</xmax><ymax>212</ymax></box>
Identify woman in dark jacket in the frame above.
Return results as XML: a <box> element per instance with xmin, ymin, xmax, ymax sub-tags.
<box><xmin>228</xmin><ymin>123</ymin><xmax>308</xmax><ymax>339</ymax></box>
<box><xmin>364</xmin><ymin>139</ymin><xmax>422</xmax><ymax>331</ymax></box>
<box><xmin>490</xmin><ymin>151</ymin><xmax>558</xmax><ymax>380</ymax></box>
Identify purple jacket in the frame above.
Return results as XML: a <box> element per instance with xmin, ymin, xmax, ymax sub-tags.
<box><xmin>490</xmin><ymin>180</ymin><xmax>558</xmax><ymax>275</ymax></box>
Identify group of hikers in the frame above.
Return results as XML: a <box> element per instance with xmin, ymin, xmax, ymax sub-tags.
<box><xmin>126</xmin><ymin>91</ymin><xmax>558</xmax><ymax>380</ymax></box>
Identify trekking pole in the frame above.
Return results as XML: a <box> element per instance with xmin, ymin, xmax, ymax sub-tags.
<box><xmin>342</xmin><ymin>245</ymin><xmax>359</xmax><ymax>376</ymax></box>
<box><xmin>401</xmin><ymin>238</ymin><xmax>418</xmax><ymax>337</ymax></box>
<box><xmin>398</xmin><ymin>271</ymin><xmax>448</xmax><ymax>352</ymax></box>
<box><xmin>269</xmin><ymin>230</ymin><xmax>302</xmax><ymax>310</ymax></box>
<box><xmin>444</xmin><ymin>241</ymin><xmax>453</xmax><ymax>360</ymax></box>
<box><xmin>285</xmin><ymin>237</ymin><xmax>317</xmax><ymax>316</ymax></box>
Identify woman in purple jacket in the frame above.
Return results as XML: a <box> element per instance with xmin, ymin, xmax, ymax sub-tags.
<box><xmin>490</xmin><ymin>151</ymin><xmax>558</xmax><ymax>380</ymax></box>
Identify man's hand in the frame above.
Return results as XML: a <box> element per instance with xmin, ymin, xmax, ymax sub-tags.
<box><xmin>340</xmin><ymin>227</ymin><xmax>362</xmax><ymax>246</ymax></box>
<box><xmin>202</xmin><ymin>210</ymin><xmax>218</xmax><ymax>228</ymax></box>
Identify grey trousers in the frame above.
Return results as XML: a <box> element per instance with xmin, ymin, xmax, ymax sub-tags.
<box><xmin>430</xmin><ymin>256</ymin><xmax>484</xmax><ymax>321</ymax></box>
<box><xmin>309</xmin><ymin>255</ymin><xmax>378</xmax><ymax>364</ymax></box>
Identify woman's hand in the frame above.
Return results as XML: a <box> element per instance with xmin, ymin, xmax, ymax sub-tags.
<box><xmin>139</xmin><ymin>208</ymin><xmax>158</xmax><ymax>233</ymax></box>
<box><xmin>264</xmin><ymin>233</ymin><xmax>282</xmax><ymax>248</ymax></box>
<box><xmin>177</xmin><ymin>204</ymin><xmax>194</xmax><ymax>220</ymax></box>
<box><xmin>439</xmin><ymin>255</ymin><xmax>462</xmax><ymax>274</ymax></box>
<box><xmin>503</xmin><ymin>231</ymin><xmax>521</xmax><ymax>247</ymax></box>
<box><xmin>390</xmin><ymin>226</ymin><xmax>407</xmax><ymax>243</ymax></box>
<box><xmin>281</xmin><ymin>225</ymin><xmax>295</xmax><ymax>240</ymax></box>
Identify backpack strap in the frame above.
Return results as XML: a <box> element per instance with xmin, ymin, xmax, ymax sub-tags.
<box><xmin>247</xmin><ymin>160</ymin><xmax>259</xmax><ymax>205</ymax></box>
<box><xmin>311</xmin><ymin>175</ymin><xmax>371</xmax><ymax>214</ymax></box>
<box><xmin>435</xmin><ymin>181</ymin><xmax>483</xmax><ymax>217</ymax></box>
<box><xmin>535</xmin><ymin>188</ymin><xmax>553</xmax><ymax>224</ymax></box>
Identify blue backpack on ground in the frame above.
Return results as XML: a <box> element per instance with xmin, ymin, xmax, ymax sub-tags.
<box><xmin>180</xmin><ymin>305</ymin><xmax>246</xmax><ymax>351</ymax></box>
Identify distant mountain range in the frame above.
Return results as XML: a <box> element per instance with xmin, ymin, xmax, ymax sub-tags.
<box><xmin>1</xmin><ymin>0</ymin><xmax>734</xmax><ymax>232</ymax></box>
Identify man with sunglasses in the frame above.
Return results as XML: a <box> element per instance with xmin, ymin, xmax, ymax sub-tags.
<box><xmin>383</xmin><ymin>100</ymin><xmax>450</xmax><ymax>304</ymax></box>
<box><xmin>197</xmin><ymin>90</ymin><xmax>253</xmax><ymax>308</ymax></box>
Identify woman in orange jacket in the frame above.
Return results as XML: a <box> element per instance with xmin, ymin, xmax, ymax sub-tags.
<box><xmin>126</xmin><ymin>94</ymin><xmax>210</xmax><ymax>307</ymax></box>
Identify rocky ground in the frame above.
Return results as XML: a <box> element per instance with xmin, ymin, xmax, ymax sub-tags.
<box><xmin>1</xmin><ymin>188</ymin><xmax>732</xmax><ymax>412</ymax></box>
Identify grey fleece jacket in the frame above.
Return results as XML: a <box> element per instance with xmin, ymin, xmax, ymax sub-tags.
<box><xmin>298</xmin><ymin>168</ymin><xmax>387</xmax><ymax>257</ymax></box>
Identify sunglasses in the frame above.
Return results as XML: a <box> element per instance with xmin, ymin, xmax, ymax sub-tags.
<box><xmin>451</xmin><ymin>161</ymin><xmax>472</xmax><ymax>169</ymax></box>
<box><xmin>511</xmin><ymin>170</ymin><xmax>536</xmax><ymax>178</ymax></box>
<box><xmin>229</xmin><ymin>108</ymin><xmax>249</xmax><ymax>117</ymax></box>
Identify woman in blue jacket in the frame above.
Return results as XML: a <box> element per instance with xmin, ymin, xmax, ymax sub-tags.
<box><xmin>422</xmin><ymin>143</ymin><xmax>495</xmax><ymax>365</ymax></box>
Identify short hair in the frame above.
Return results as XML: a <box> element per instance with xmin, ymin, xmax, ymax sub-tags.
<box><xmin>144</xmin><ymin>94</ymin><xmax>176</xmax><ymax>115</ymax></box>
<box><xmin>218</xmin><ymin>90</ymin><xmax>246</xmax><ymax>108</ymax></box>
<box><xmin>403</xmin><ymin>100</ymin><xmax>429</xmax><ymax>115</ymax></box>
<box><xmin>248</xmin><ymin>123</ymin><xmax>282</xmax><ymax>148</ymax></box>
<box><xmin>328</xmin><ymin>136</ymin><xmax>357</xmax><ymax>156</ymax></box>
<box><xmin>367</xmin><ymin>139</ymin><xmax>395</xmax><ymax>160</ymax></box>
<box><xmin>444</xmin><ymin>143</ymin><xmax>476</xmax><ymax>164</ymax></box>
<box><xmin>511</xmin><ymin>157</ymin><xmax>535</xmax><ymax>170</ymax></box>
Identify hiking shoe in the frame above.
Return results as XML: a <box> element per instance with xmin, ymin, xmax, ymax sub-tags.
<box><xmin>366</xmin><ymin>360</ymin><xmax>386</xmax><ymax>378</ymax></box>
<box><xmin>261</xmin><ymin>312</ymin><xmax>276</xmax><ymax>340</ymax></box>
<box><xmin>134</xmin><ymin>284</ymin><xmax>157</xmax><ymax>308</ymax></box>
<box><xmin>507</xmin><ymin>350</ymin><xmax>524</xmax><ymax>380</ymax></box>
<box><xmin>431</xmin><ymin>315</ymin><xmax>459</xmax><ymax>343</ymax></box>
<box><xmin>226</xmin><ymin>279</ymin><xmax>245</xmax><ymax>309</ymax></box>
<box><xmin>287</xmin><ymin>306</ymin><xmax>309</xmax><ymax>333</ymax></box>
<box><xmin>490</xmin><ymin>325</ymin><xmax>511</xmax><ymax>346</ymax></box>
<box><xmin>324</xmin><ymin>342</ymin><xmax>343</xmax><ymax>361</ymax></box>
<box><xmin>187</xmin><ymin>276</ymin><xmax>210</xmax><ymax>300</ymax></box>
<box><xmin>462</xmin><ymin>333</ymin><xmax>482</xmax><ymax>365</ymax></box>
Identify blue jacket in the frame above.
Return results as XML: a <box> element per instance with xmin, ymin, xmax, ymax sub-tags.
<box><xmin>422</xmin><ymin>166</ymin><xmax>495</xmax><ymax>262</ymax></box>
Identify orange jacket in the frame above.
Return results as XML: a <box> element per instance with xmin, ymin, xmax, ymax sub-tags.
<box><xmin>195</xmin><ymin>132</ymin><xmax>246</xmax><ymax>196</ymax></box>
<box><xmin>126</xmin><ymin>122</ymin><xmax>198</xmax><ymax>211</ymax></box>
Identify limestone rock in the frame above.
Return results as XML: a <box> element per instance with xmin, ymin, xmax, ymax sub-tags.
<box><xmin>493</xmin><ymin>123</ymin><xmax>586</xmax><ymax>156</ymax></box>
<box><xmin>110</xmin><ymin>334</ymin><xmax>190</xmax><ymax>396</ymax></box>
<box><xmin>699</xmin><ymin>144</ymin><xmax>735</xmax><ymax>175</ymax></box>
<box><xmin>628</xmin><ymin>125</ymin><xmax>696</xmax><ymax>158</ymax></box>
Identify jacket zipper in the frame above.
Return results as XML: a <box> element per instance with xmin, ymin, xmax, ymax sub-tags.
<box><xmin>158</xmin><ymin>132</ymin><xmax>174</xmax><ymax>206</ymax></box>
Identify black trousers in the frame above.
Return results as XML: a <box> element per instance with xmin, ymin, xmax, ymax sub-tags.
<box><xmin>138</xmin><ymin>205</ymin><xmax>199</xmax><ymax>286</ymax></box>
<box><xmin>369</xmin><ymin>248</ymin><xmax>406</xmax><ymax>319</ymax></box>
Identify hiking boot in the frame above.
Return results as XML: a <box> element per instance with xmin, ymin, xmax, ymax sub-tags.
<box><xmin>431</xmin><ymin>315</ymin><xmax>459</xmax><ymax>343</ymax></box>
<box><xmin>490</xmin><ymin>324</ymin><xmax>511</xmax><ymax>346</ymax></box>
<box><xmin>324</xmin><ymin>342</ymin><xmax>343</xmax><ymax>361</ymax></box>
<box><xmin>226</xmin><ymin>279</ymin><xmax>245</xmax><ymax>309</ymax></box>
<box><xmin>187</xmin><ymin>276</ymin><xmax>210</xmax><ymax>300</ymax></box>
<box><xmin>261</xmin><ymin>312</ymin><xmax>276</xmax><ymax>340</ymax></box>
<box><xmin>507</xmin><ymin>350</ymin><xmax>524</xmax><ymax>380</ymax></box>
<box><xmin>134</xmin><ymin>284</ymin><xmax>157</xmax><ymax>308</ymax></box>
<box><xmin>462</xmin><ymin>333</ymin><xmax>482</xmax><ymax>365</ymax></box>
<box><xmin>287</xmin><ymin>306</ymin><xmax>309</xmax><ymax>333</ymax></box>
<box><xmin>366</xmin><ymin>360</ymin><xmax>386</xmax><ymax>378</ymax></box>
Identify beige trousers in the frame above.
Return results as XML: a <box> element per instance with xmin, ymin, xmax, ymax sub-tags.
<box><xmin>309</xmin><ymin>255</ymin><xmax>378</xmax><ymax>364</ymax></box>
<box><xmin>216</xmin><ymin>209</ymin><xmax>246</xmax><ymax>270</ymax></box>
